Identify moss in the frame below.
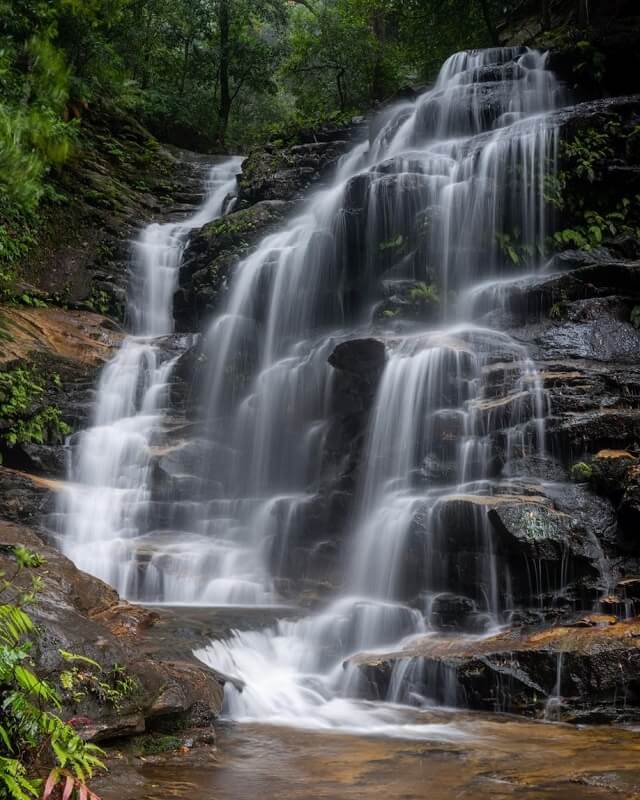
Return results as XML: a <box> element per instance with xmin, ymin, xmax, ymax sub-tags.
<box><xmin>132</xmin><ymin>734</ymin><xmax>183</xmax><ymax>756</ymax></box>
<box><xmin>0</xmin><ymin>366</ymin><xmax>71</xmax><ymax>450</ymax></box>
<box><xmin>571</xmin><ymin>462</ymin><xmax>593</xmax><ymax>482</ymax></box>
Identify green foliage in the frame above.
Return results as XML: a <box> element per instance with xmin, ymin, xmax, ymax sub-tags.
<box><xmin>549</xmin><ymin>116</ymin><xmax>640</xmax><ymax>253</ymax></box>
<box><xmin>549</xmin><ymin>302</ymin><xmax>565</xmax><ymax>321</ymax></box>
<box><xmin>408</xmin><ymin>281</ymin><xmax>439</xmax><ymax>303</ymax></box>
<box><xmin>631</xmin><ymin>306</ymin><xmax>640</xmax><ymax>330</ymax></box>
<box><xmin>58</xmin><ymin>654</ymin><xmax>138</xmax><ymax>711</ymax></box>
<box><xmin>0</xmin><ymin>367</ymin><xmax>71</xmax><ymax>449</ymax></box>
<box><xmin>133</xmin><ymin>734</ymin><xmax>182</xmax><ymax>756</ymax></box>
<box><xmin>0</xmin><ymin>545</ymin><xmax>105</xmax><ymax>798</ymax></box>
<box><xmin>379</xmin><ymin>234</ymin><xmax>405</xmax><ymax>252</ymax></box>
<box><xmin>572</xmin><ymin>40</ymin><xmax>606</xmax><ymax>87</ymax></box>
<box><xmin>86</xmin><ymin>289</ymin><xmax>110</xmax><ymax>315</ymax></box>
<box><xmin>570</xmin><ymin>461</ymin><xmax>593</xmax><ymax>482</ymax></box>
<box><xmin>552</xmin><ymin>198</ymin><xmax>640</xmax><ymax>252</ymax></box>
<box><xmin>563</xmin><ymin>122</ymin><xmax>619</xmax><ymax>184</ymax></box>
<box><xmin>495</xmin><ymin>230</ymin><xmax>538</xmax><ymax>266</ymax></box>
<box><xmin>496</xmin><ymin>232</ymin><xmax>521</xmax><ymax>265</ymax></box>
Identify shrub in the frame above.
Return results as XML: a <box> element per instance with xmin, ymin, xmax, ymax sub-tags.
<box><xmin>0</xmin><ymin>545</ymin><xmax>105</xmax><ymax>799</ymax></box>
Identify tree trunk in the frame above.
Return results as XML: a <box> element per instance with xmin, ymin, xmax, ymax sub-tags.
<box><xmin>576</xmin><ymin>0</ymin><xmax>590</xmax><ymax>26</ymax></box>
<box><xmin>477</xmin><ymin>0</ymin><xmax>499</xmax><ymax>46</ymax></box>
<box><xmin>371</xmin><ymin>8</ymin><xmax>386</xmax><ymax>102</ymax></box>
<box><xmin>180</xmin><ymin>38</ymin><xmax>191</xmax><ymax>94</ymax></box>
<box><xmin>336</xmin><ymin>67</ymin><xmax>346</xmax><ymax>111</ymax></box>
<box><xmin>217</xmin><ymin>0</ymin><xmax>231</xmax><ymax>147</ymax></box>
<box><xmin>541</xmin><ymin>0</ymin><xmax>551</xmax><ymax>29</ymax></box>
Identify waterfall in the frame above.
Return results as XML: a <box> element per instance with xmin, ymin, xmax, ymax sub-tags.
<box><xmin>54</xmin><ymin>45</ymin><xmax>569</xmax><ymax>737</ymax></box>
<box><xmin>51</xmin><ymin>157</ymin><xmax>242</xmax><ymax>593</ymax></box>
<box><xmin>192</xmin><ymin>48</ymin><xmax>565</xmax><ymax>736</ymax></box>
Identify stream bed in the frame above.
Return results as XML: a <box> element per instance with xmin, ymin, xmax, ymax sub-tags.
<box><xmin>97</xmin><ymin>716</ymin><xmax>640</xmax><ymax>799</ymax></box>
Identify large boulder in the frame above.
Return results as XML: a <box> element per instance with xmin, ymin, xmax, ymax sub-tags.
<box><xmin>175</xmin><ymin>200</ymin><xmax>289</xmax><ymax>330</ymax></box>
<box><xmin>0</xmin><ymin>521</ymin><xmax>224</xmax><ymax>742</ymax></box>
<box><xmin>351</xmin><ymin>618</ymin><xmax>640</xmax><ymax>723</ymax></box>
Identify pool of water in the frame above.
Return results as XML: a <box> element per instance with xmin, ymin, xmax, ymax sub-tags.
<box><xmin>97</xmin><ymin>712</ymin><xmax>640</xmax><ymax>800</ymax></box>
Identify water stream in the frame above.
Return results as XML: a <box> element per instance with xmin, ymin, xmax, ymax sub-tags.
<box><xmin>57</xmin><ymin>48</ymin><xmax>583</xmax><ymax>740</ymax></box>
<box><xmin>191</xmin><ymin>48</ymin><xmax>565</xmax><ymax>736</ymax></box>
<box><xmin>52</xmin><ymin>157</ymin><xmax>242</xmax><ymax>592</ymax></box>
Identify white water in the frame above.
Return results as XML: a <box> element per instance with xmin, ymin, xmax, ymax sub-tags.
<box><xmin>52</xmin><ymin>157</ymin><xmax>242</xmax><ymax>593</ymax></box>
<box><xmin>56</xmin><ymin>47</ymin><xmax>575</xmax><ymax>741</ymax></box>
<box><xmin>193</xmin><ymin>49</ymin><xmax>567</xmax><ymax>737</ymax></box>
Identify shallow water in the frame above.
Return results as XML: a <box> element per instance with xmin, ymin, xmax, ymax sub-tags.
<box><xmin>98</xmin><ymin>715</ymin><xmax>640</xmax><ymax>800</ymax></box>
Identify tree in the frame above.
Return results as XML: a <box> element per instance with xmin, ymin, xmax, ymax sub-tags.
<box><xmin>212</xmin><ymin>0</ymin><xmax>286</xmax><ymax>146</ymax></box>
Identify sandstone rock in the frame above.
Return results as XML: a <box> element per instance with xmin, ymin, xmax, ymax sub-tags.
<box><xmin>175</xmin><ymin>200</ymin><xmax>289</xmax><ymax>330</ymax></box>
<box><xmin>0</xmin><ymin>521</ymin><xmax>224</xmax><ymax>743</ymax></box>
<box><xmin>350</xmin><ymin>618</ymin><xmax>640</xmax><ymax>722</ymax></box>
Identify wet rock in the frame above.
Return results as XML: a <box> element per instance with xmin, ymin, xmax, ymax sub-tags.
<box><xmin>0</xmin><ymin>521</ymin><xmax>224</xmax><ymax>742</ymax></box>
<box><xmin>429</xmin><ymin>594</ymin><xmax>478</xmax><ymax>631</ymax></box>
<box><xmin>488</xmin><ymin>497</ymin><xmax>605</xmax><ymax>592</ymax></box>
<box><xmin>590</xmin><ymin>449</ymin><xmax>638</xmax><ymax>501</ymax></box>
<box><xmin>175</xmin><ymin>200</ymin><xmax>289</xmax><ymax>330</ymax></box>
<box><xmin>328</xmin><ymin>338</ymin><xmax>386</xmax><ymax>377</ymax></box>
<box><xmin>536</xmin><ymin>314</ymin><xmax>640</xmax><ymax>363</ymax></box>
<box><xmin>374</xmin><ymin>280</ymin><xmax>440</xmax><ymax>324</ymax></box>
<box><xmin>620</xmin><ymin>464</ymin><xmax>640</xmax><ymax>542</ymax></box>
<box><xmin>237</xmin><ymin>129</ymin><xmax>361</xmax><ymax>206</ymax></box>
<box><xmin>350</xmin><ymin>618</ymin><xmax>640</xmax><ymax>722</ymax></box>
<box><xmin>0</xmin><ymin>467</ymin><xmax>57</xmax><ymax>525</ymax></box>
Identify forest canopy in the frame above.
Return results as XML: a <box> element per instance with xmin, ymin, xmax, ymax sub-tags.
<box><xmin>0</xmin><ymin>0</ymin><xmax>576</xmax><ymax>225</ymax></box>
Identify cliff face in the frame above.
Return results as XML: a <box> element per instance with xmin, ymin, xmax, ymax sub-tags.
<box><xmin>498</xmin><ymin>0</ymin><xmax>640</xmax><ymax>98</ymax></box>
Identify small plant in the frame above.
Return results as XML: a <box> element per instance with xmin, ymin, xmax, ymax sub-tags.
<box><xmin>631</xmin><ymin>306</ymin><xmax>640</xmax><ymax>330</ymax></box>
<box><xmin>59</xmin><ymin>654</ymin><xmax>138</xmax><ymax>711</ymax></box>
<box><xmin>549</xmin><ymin>303</ymin><xmax>564</xmax><ymax>321</ymax></box>
<box><xmin>378</xmin><ymin>234</ymin><xmax>405</xmax><ymax>252</ymax></box>
<box><xmin>552</xmin><ymin>197</ymin><xmax>640</xmax><ymax>252</ymax></box>
<box><xmin>17</xmin><ymin>293</ymin><xmax>47</xmax><ymax>309</ymax></box>
<box><xmin>570</xmin><ymin>461</ymin><xmax>593</xmax><ymax>482</ymax></box>
<box><xmin>562</xmin><ymin>122</ymin><xmax>619</xmax><ymax>184</ymax></box>
<box><xmin>496</xmin><ymin>231</ymin><xmax>520</xmax><ymax>265</ymax></box>
<box><xmin>408</xmin><ymin>281</ymin><xmax>439</xmax><ymax>304</ymax></box>
<box><xmin>86</xmin><ymin>288</ymin><xmax>110</xmax><ymax>315</ymax></box>
<box><xmin>133</xmin><ymin>734</ymin><xmax>182</xmax><ymax>757</ymax></box>
<box><xmin>0</xmin><ymin>545</ymin><xmax>105</xmax><ymax>799</ymax></box>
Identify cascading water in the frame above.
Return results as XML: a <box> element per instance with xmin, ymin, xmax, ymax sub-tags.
<box><xmin>194</xmin><ymin>48</ymin><xmax>568</xmax><ymax>736</ymax></box>
<box><xmin>50</xmin><ymin>157</ymin><xmax>242</xmax><ymax>594</ymax></box>
<box><xmin>52</xmin><ymin>46</ymin><xmax>576</xmax><ymax>739</ymax></box>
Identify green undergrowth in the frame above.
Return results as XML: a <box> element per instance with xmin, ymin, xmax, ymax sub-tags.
<box><xmin>547</xmin><ymin>119</ymin><xmax>640</xmax><ymax>252</ymax></box>
<box><xmin>0</xmin><ymin>367</ymin><xmax>71</xmax><ymax>456</ymax></box>
<box><xmin>0</xmin><ymin>545</ymin><xmax>105</xmax><ymax>799</ymax></box>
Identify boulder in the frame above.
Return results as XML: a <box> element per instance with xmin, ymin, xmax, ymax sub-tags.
<box><xmin>350</xmin><ymin>618</ymin><xmax>640</xmax><ymax>722</ymax></box>
<box><xmin>175</xmin><ymin>200</ymin><xmax>289</xmax><ymax>330</ymax></box>
<box><xmin>0</xmin><ymin>521</ymin><xmax>224</xmax><ymax>743</ymax></box>
<box><xmin>237</xmin><ymin>134</ymin><xmax>358</xmax><ymax>206</ymax></box>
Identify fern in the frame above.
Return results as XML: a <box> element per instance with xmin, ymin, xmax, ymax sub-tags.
<box><xmin>0</xmin><ymin>546</ymin><xmax>105</xmax><ymax>799</ymax></box>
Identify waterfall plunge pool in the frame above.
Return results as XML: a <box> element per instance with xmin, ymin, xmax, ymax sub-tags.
<box><xmin>95</xmin><ymin>714</ymin><xmax>640</xmax><ymax>799</ymax></box>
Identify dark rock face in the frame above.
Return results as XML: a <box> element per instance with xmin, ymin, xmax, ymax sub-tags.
<box><xmin>237</xmin><ymin>120</ymin><xmax>365</xmax><ymax>206</ymax></box>
<box><xmin>175</xmin><ymin>200</ymin><xmax>289</xmax><ymax>330</ymax></box>
<box><xmin>352</xmin><ymin>618</ymin><xmax>640</xmax><ymax>723</ymax></box>
<box><xmin>18</xmin><ymin>105</ymin><xmax>209</xmax><ymax>322</ymax></box>
<box><xmin>0</xmin><ymin>521</ymin><xmax>224</xmax><ymax>743</ymax></box>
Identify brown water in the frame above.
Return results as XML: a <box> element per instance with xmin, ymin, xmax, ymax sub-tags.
<box><xmin>98</xmin><ymin>711</ymin><xmax>640</xmax><ymax>800</ymax></box>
